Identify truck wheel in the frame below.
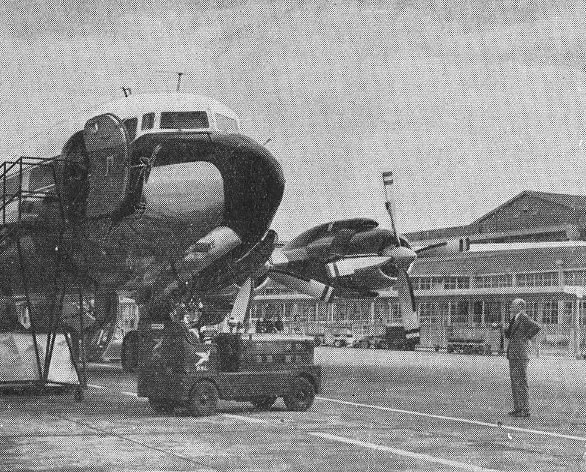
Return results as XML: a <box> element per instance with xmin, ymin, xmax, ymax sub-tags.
<box><xmin>251</xmin><ymin>395</ymin><xmax>277</xmax><ymax>410</ymax></box>
<box><xmin>148</xmin><ymin>398</ymin><xmax>175</xmax><ymax>414</ymax></box>
<box><xmin>187</xmin><ymin>381</ymin><xmax>218</xmax><ymax>417</ymax></box>
<box><xmin>283</xmin><ymin>377</ymin><xmax>315</xmax><ymax>412</ymax></box>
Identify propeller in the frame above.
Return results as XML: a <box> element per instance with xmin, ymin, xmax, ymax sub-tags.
<box><xmin>382</xmin><ymin>171</ymin><xmax>420</xmax><ymax>345</ymax></box>
<box><xmin>268</xmin><ymin>269</ymin><xmax>337</xmax><ymax>303</ymax></box>
<box><xmin>396</xmin><ymin>269</ymin><xmax>420</xmax><ymax>346</ymax></box>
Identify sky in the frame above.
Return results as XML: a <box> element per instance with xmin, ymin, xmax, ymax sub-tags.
<box><xmin>2</xmin><ymin>0</ymin><xmax>586</xmax><ymax>240</ymax></box>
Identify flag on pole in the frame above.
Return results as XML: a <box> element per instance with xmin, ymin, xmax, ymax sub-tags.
<box><xmin>382</xmin><ymin>171</ymin><xmax>394</xmax><ymax>187</ymax></box>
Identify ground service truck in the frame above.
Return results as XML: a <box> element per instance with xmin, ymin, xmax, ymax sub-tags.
<box><xmin>137</xmin><ymin>321</ymin><xmax>321</xmax><ymax>416</ymax></box>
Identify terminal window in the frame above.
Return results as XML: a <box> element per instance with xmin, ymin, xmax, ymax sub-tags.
<box><xmin>542</xmin><ymin>300</ymin><xmax>559</xmax><ymax>324</ymax></box>
<box><xmin>525</xmin><ymin>301</ymin><xmax>539</xmax><ymax>320</ymax></box>
<box><xmin>473</xmin><ymin>301</ymin><xmax>483</xmax><ymax>324</ymax></box>
<box><xmin>444</xmin><ymin>276</ymin><xmax>470</xmax><ymax>289</ymax></box>
<box><xmin>517</xmin><ymin>272</ymin><xmax>559</xmax><ymax>287</ymax></box>
<box><xmin>450</xmin><ymin>301</ymin><xmax>469</xmax><ymax>324</ymax></box>
<box><xmin>564</xmin><ymin>270</ymin><xmax>586</xmax><ymax>286</ymax></box>
<box><xmin>418</xmin><ymin>302</ymin><xmax>440</xmax><ymax>325</ymax></box>
<box><xmin>474</xmin><ymin>274</ymin><xmax>513</xmax><ymax>288</ymax></box>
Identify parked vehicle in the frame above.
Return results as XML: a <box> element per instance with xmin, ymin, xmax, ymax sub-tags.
<box><xmin>138</xmin><ymin>321</ymin><xmax>321</xmax><ymax>416</ymax></box>
<box><xmin>354</xmin><ymin>335</ymin><xmax>389</xmax><ymax>349</ymax></box>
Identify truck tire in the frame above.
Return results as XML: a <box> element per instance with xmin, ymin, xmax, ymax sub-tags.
<box><xmin>250</xmin><ymin>395</ymin><xmax>277</xmax><ymax>410</ymax></box>
<box><xmin>121</xmin><ymin>331</ymin><xmax>139</xmax><ymax>372</ymax></box>
<box><xmin>187</xmin><ymin>380</ymin><xmax>218</xmax><ymax>417</ymax></box>
<box><xmin>283</xmin><ymin>377</ymin><xmax>315</xmax><ymax>412</ymax></box>
<box><xmin>148</xmin><ymin>398</ymin><xmax>175</xmax><ymax>414</ymax></box>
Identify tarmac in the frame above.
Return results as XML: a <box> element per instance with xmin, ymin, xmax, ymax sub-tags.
<box><xmin>2</xmin><ymin>347</ymin><xmax>586</xmax><ymax>471</ymax></box>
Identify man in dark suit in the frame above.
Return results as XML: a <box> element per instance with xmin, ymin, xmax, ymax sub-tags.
<box><xmin>504</xmin><ymin>298</ymin><xmax>541</xmax><ymax>418</ymax></box>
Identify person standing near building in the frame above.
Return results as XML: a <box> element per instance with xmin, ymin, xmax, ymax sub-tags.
<box><xmin>505</xmin><ymin>298</ymin><xmax>541</xmax><ymax>418</ymax></box>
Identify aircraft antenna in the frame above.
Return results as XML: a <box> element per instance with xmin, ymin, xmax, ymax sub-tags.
<box><xmin>176</xmin><ymin>72</ymin><xmax>184</xmax><ymax>92</ymax></box>
<box><xmin>121</xmin><ymin>86</ymin><xmax>132</xmax><ymax>97</ymax></box>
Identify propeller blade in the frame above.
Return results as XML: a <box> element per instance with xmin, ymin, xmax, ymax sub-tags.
<box><xmin>414</xmin><ymin>241</ymin><xmax>448</xmax><ymax>254</ymax></box>
<box><xmin>223</xmin><ymin>277</ymin><xmax>254</xmax><ymax>332</ymax></box>
<box><xmin>268</xmin><ymin>269</ymin><xmax>337</xmax><ymax>303</ymax></box>
<box><xmin>396</xmin><ymin>269</ymin><xmax>420</xmax><ymax>347</ymax></box>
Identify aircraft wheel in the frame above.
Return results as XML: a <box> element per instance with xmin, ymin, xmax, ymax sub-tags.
<box><xmin>187</xmin><ymin>381</ymin><xmax>218</xmax><ymax>417</ymax></box>
<box><xmin>250</xmin><ymin>395</ymin><xmax>277</xmax><ymax>410</ymax></box>
<box><xmin>283</xmin><ymin>377</ymin><xmax>315</xmax><ymax>412</ymax></box>
<box><xmin>148</xmin><ymin>398</ymin><xmax>175</xmax><ymax>414</ymax></box>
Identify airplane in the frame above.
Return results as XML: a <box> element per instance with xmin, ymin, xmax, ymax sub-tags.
<box><xmin>0</xmin><ymin>92</ymin><xmax>421</xmax><ymax>386</ymax></box>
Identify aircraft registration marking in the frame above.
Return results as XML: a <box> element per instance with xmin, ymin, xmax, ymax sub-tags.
<box><xmin>317</xmin><ymin>396</ymin><xmax>586</xmax><ymax>442</ymax></box>
<box><xmin>309</xmin><ymin>432</ymin><xmax>501</xmax><ymax>472</ymax></box>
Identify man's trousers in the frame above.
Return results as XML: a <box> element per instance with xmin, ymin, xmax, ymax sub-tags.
<box><xmin>509</xmin><ymin>358</ymin><xmax>529</xmax><ymax>412</ymax></box>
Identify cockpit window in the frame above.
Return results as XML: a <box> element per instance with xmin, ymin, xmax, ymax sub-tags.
<box><xmin>215</xmin><ymin>113</ymin><xmax>238</xmax><ymax>133</ymax></box>
<box><xmin>122</xmin><ymin>117</ymin><xmax>138</xmax><ymax>140</ymax></box>
<box><xmin>160</xmin><ymin>111</ymin><xmax>209</xmax><ymax>130</ymax></box>
<box><xmin>141</xmin><ymin>113</ymin><xmax>155</xmax><ymax>130</ymax></box>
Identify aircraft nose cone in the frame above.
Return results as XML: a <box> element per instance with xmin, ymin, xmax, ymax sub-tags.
<box><xmin>220</xmin><ymin>135</ymin><xmax>285</xmax><ymax>243</ymax></box>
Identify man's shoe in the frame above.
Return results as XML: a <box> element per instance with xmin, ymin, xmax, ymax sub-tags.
<box><xmin>511</xmin><ymin>410</ymin><xmax>530</xmax><ymax>418</ymax></box>
<box><xmin>507</xmin><ymin>410</ymin><xmax>519</xmax><ymax>416</ymax></box>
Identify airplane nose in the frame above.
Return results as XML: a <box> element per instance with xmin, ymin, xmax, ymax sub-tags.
<box><xmin>137</xmin><ymin>133</ymin><xmax>284</xmax><ymax>244</ymax></box>
<box><xmin>219</xmin><ymin>135</ymin><xmax>285</xmax><ymax>243</ymax></box>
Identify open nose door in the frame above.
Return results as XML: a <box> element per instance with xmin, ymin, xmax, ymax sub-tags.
<box><xmin>83</xmin><ymin>114</ymin><xmax>130</xmax><ymax>218</ymax></box>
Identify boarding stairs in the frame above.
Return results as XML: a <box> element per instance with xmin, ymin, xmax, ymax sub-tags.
<box><xmin>0</xmin><ymin>156</ymin><xmax>87</xmax><ymax>398</ymax></box>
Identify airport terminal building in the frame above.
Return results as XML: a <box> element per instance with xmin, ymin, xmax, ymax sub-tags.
<box><xmin>251</xmin><ymin>190</ymin><xmax>586</xmax><ymax>355</ymax></box>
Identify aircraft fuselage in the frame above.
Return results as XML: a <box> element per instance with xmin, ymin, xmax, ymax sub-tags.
<box><xmin>0</xmin><ymin>94</ymin><xmax>285</xmax><ymax>323</ymax></box>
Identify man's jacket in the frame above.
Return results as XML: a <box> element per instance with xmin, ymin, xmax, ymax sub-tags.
<box><xmin>505</xmin><ymin>313</ymin><xmax>541</xmax><ymax>360</ymax></box>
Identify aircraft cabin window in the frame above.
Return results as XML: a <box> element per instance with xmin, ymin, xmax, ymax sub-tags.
<box><xmin>215</xmin><ymin>113</ymin><xmax>238</xmax><ymax>133</ymax></box>
<box><xmin>141</xmin><ymin>112</ymin><xmax>155</xmax><ymax>130</ymax></box>
<box><xmin>122</xmin><ymin>117</ymin><xmax>138</xmax><ymax>140</ymax></box>
<box><xmin>160</xmin><ymin>111</ymin><xmax>209</xmax><ymax>130</ymax></box>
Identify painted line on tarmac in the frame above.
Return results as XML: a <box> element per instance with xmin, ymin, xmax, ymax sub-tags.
<box><xmin>88</xmin><ymin>385</ymin><xmax>146</xmax><ymax>400</ymax></box>
<box><xmin>56</xmin><ymin>414</ymin><xmax>221</xmax><ymax>470</ymax></box>
<box><xmin>317</xmin><ymin>396</ymin><xmax>586</xmax><ymax>442</ymax></box>
<box><xmin>309</xmin><ymin>432</ymin><xmax>500</xmax><ymax>472</ymax></box>
<box><xmin>223</xmin><ymin>414</ymin><xmax>272</xmax><ymax>424</ymax></box>
<box><xmin>121</xmin><ymin>391</ymin><xmax>148</xmax><ymax>401</ymax></box>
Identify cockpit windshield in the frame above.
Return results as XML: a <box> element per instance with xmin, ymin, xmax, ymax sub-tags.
<box><xmin>160</xmin><ymin>111</ymin><xmax>209</xmax><ymax>130</ymax></box>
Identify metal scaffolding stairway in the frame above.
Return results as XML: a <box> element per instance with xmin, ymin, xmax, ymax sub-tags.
<box><xmin>0</xmin><ymin>156</ymin><xmax>87</xmax><ymax>398</ymax></box>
